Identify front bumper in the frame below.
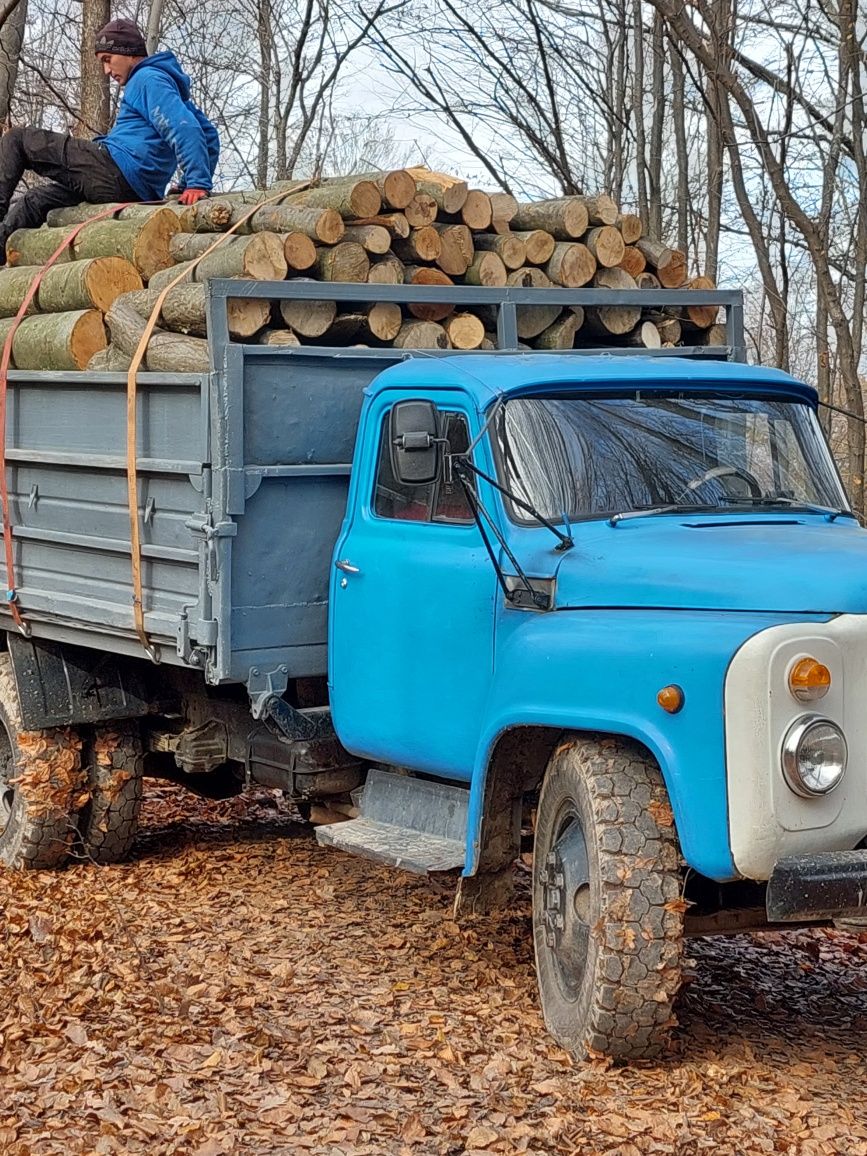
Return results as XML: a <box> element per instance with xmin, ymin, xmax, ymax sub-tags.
<box><xmin>766</xmin><ymin>850</ymin><xmax>867</xmax><ymax>921</ymax></box>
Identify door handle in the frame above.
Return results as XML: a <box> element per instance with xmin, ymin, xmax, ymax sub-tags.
<box><xmin>334</xmin><ymin>559</ymin><xmax>360</xmax><ymax>574</ymax></box>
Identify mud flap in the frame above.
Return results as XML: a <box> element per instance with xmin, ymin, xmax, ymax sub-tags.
<box><xmin>766</xmin><ymin>850</ymin><xmax>867</xmax><ymax>921</ymax></box>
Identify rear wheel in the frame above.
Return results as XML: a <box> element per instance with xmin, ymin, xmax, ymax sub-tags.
<box><xmin>0</xmin><ymin>653</ymin><xmax>83</xmax><ymax>870</ymax></box>
<box><xmin>77</xmin><ymin>722</ymin><xmax>144</xmax><ymax>864</ymax></box>
<box><xmin>532</xmin><ymin>734</ymin><xmax>684</xmax><ymax>1060</ymax></box>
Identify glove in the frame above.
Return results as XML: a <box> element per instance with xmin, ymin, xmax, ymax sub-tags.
<box><xmin>178</xmin><ymin>189</ymin><xmax>208</xmax><ymax>206</ymax></box>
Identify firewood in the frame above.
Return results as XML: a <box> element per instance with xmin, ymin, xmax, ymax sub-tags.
<box><xmin>282</xmin><ymin>232</ymin><xmax>317</xmax><ymax>271</ymax></box>
<box><xmin>121</xmin><ymin>284</ymin><xmax>270</xmax><ymax>340</ymax></box>
<box><xmin>545</xmin><ymin>242</ymin><xmax>596</xmax><ymax>288</ymax></box>
<box><xmin>406</xmin><ymin>167</ymin><xmax>468</xmax><ymax>214</ymax></box>
<box><xmin>146</xmin><ymin>331</ymin><xmax>210</xmax><ymax>372</ymax></box>
<box><xmin>105</xmin><ymin>296</ymin><xmax>150</xmax><ymax>356</ymax></box>
<box><xmin>444</xmin><ymin>312</ymin><xmax>485</xmax><ymax>350</ymax></box>
<box><xmin>464</xmin><ymin>252</ymin><xmax>507</xmax><ymax>287</ymax></box>
<box><xmin>702</xmin><ymin>323</ymin><xmax>728</xmax><ymax>346</ymax></box>
<box><xmin>584</xmin><ymin>267</ymin><xmax>641</xmax><ymax>335</ymax></box>
<box><xmin>533</xmin><ymin>311</ymin><xmax>582</xmax><ymax>349</ymax></box>
<box><xmin>393</xmin><ymin>320</ymin><xmax>451</xmax><ymax>349</ymax></box>
<box><xmin>8</xmin><ymin>211</ymin><xmax>179</xmax><ymax>282</ymax></box>
<box><xmin>404</xmin><ymin>267</ymin><xmax>455</xmax><ymax>322</ymax></box>
<box><xmin>512</xmin><ymin>198</ymin><xmax>589</xmax><ymax>239</ymax></box>
<box><xmin>285</xmin><ymin>180</ymin><xmax>382</xmax><ymax>219</ymax></box>
<box><xmin>325</xmin><ymin>302</ymin><xmax>402</xmax><ymax>344</ymax></box>
<box><xmin>367</xmin><ymin>254</ymin><xmax>406</xmax><ymax>284</ymax></box>
<box><xmin>392</xmin><ymin>227</ymin><xmax>442</xmax><ymax>263</ymax></box>
<box><xmin>259</xmin><ymin>328</ymin><xmax>301</xmax><ymax>346</ymax></box>
<box><xmin>489</xmin><ymin>192</ymin><xmax>518</xmax><ymax>234</ymax></box>
<box><xmin>5</xmin><ymin>308</ymin><xmax>106</xmax><ymax>370</ymax></box>
<box><xmin>348</xmin><ymin>213</ymin><xmax>410</xmax><ymax>239</ymax></box>
<box><xmin>432</xmin><ymin>224</ymin><xmax>474</xmax><ymax>276</ymax></box>
<box><xmin>315</xmin><ymin>242</ymin><xmax>370</xmax><ymax>282</ymax></box>
<box><xmin>473</xmin><ymin>233</ymin><xmax>527</xmax><ymax>270</ymax></box>
<box><xmin>577</xmin><ymin>195</ymin><xmax>619</xmax><ymax>225</ymax></box>
<box><xmin>194</xmin><ymin>233</ymin><xmax>287</xmax><ymax>281</ymax></box>
<box><xmin>170</xmin><ymin>233</ymin><xmax>239</xmax><ymax>263</ymax></box>
<box><xmin>251</xmin><ymin>204</ymin><xmax>344</xmax><ymax>244</ymax></box>
<box><xmin>636</xmin><ymin>271</ymin><xmax>661</xmax><ymax>289</ymax></box>
<box><xmin>0</xmin><ymin>266</ymin><xmax>38</xmax><ymax>316</ymax></box>
<box><xmin>148</xmin><ymin>262</ymin><xmax>195</xmax><ymax>292</ymax></box>
<box><xmin>636</xmin><ymin>239</ymin><xmax>687</xmax><ymax>288</ymax></box>
<box><xmin>677</xmin><ymin>276</ymin><xmax>719</xmax><ymax>328</ymax></box>
<box><xmin>279</xmin><ymin>284</ymin><xmax>338</xmax><ymax>337</ymax></box>
<box><xmin>618</xmin><ymin>246</ymin><xmax>647</xmax><ymax>278</ymax></box>
<box><xmin>617</xmin><ymin>214</ymin><xmax>642</xmax><ymax>244</ymax></box>
<box><xmin>339</xmin><ymin>225</ymin><xmax>392</xmax><ymax>254</ymax></box>
<box><xmin>459</xmin><ymin>190</ymin><xmax>492</xmax><ymax>230</ymax></box>
<box><xmin>621</xmin><ymin>321</ymin><xmax>662</xmax><ymax>348</ymax></box>
<box><xmin>177</xmin><ymin>198</ymin><xmax>234</xmax><ymax>232</ymax></box>
<box><xmin>506</xmin><ymin>267</ymin><xmax>560</xmax><ymax>339</ymax></box>
<box><xmin>333</xmin><ymin>170</ymin><xmax>415</xmax><ymax>210</ymax></box>
<box><xmin>404</xmin><ymin>194</ymin><xmax>438</xmax><ymax>228</ymax></box>
<box><xmin>512</xmin><ymin>230</ymin><xmax>555</xmax><ymax>265</ymax></box>
<box><xmin>88</xmin><ymin>343</ymin><xmax>132</xmax><ymax>370</ymax></box>
<box><xmin>646</xmin><ymin>314</ymin><xmax>682</xmax><ymax>344</ymax></box>
<box><xmin>45</xmin><ymin>202</ymin><xmax>125</xmax><ymax>227</ymax></box>
<box><xmin>585</xmin><ymin>226</ymin><xmax>625</xmax><ymax>268</ymax></box>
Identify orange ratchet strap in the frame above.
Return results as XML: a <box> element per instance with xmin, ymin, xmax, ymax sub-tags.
<box><xmin>0</xmin><ymin>201</ymin><xmax>134</xmax><ymax>634</ymax></box>
<box><xmin>127</xmin><ymin>183</ymin><xmax>311</xmax><ymax>661</ymax></box>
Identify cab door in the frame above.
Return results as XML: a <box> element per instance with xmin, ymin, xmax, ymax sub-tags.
<box><xmin>328</xmin><ymin>395</ymin><xmax>496</xmax><ymax>780</ymax></box>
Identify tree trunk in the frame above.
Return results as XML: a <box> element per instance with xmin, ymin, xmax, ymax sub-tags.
<box><xmin>404</xmin><ymin>267</ymin><xmax>455</xmax><ymax>322</ymax></box>
<box><xmin>280</xmin><ymin>287</ymin><xmax>338</xmax><ymax>338</ymax></box>
<box><xmin>393</xmin><ymin>320</ymin><xmax>451</xmax><ymax>349</ymax></box>
<box><xmin>105</xmin><ymin>297</ymin><xmax>149</xmax><ymax>356</ymax></box>
<box><xmin>148</xmin><ymin>262</ymin><xmax>194</xmax><ymax>292</ymax></box>
<box><xmin>259</xmin><ymin>328</ymin><xmax>300</xmax><ymax>347</ymax></box>
<box><xmin>78</xmin><ymin>0</ymin><xmax>110</xmax><ymax>136</ymax></box>
<box><xmin>545</xmin><ymin>243</ymin><xmax>596</xmax><ymax>288</ymax></box>
<box><xmin>585</xmin><ymin>268</ymin><xmax>641</xmax><ymax>335</ymax></box>
<box><xmin>617</xmin><ymin>214</ymin><xmax>642</xmax><ymax>244</ymax></box>
<box><xmin>10</xmin><ymin>309</ymin><xmax>106</xmax><ymax>369</ymax></box>
<box><xmin>464</xmin><ymin>252</ymin><xmax>507</xmax><ymax>287</ymax></box>
<box><xmin>444</xmin><ymin>312</ymin><xmax>485</xmax><ymax>350</ymax></box>
<box><xmin>88</xmin><ymin>344</ymin><xmax>132</xmax><ymax>371</ymax></box>
<box><xmin>506</xmin><ymin>267</ymin><xmax>560</xmax><ymax>338</ymax></box>
<box><xmin>618</xmin><ymin>246</ymin><xmax>646</xmax><ymax>278</ymax></box>
<box><xmin>648</xmin><ymin>10</ymin><xmax>665</xmax><ymax>239</ymax></box>
<box><xmin>533</xmin><ymin>312</ymin><xmax>581</xmax><ymax>349</ymax></box>
<box><xmin>194</xmin><ymin>233</ymin><xmax>287</xmax><ymax>281</ymax></box>
<box><xmin>433</xmin><ymin>224</ymin><xmax>474</xmax><ymax>276</ymax></box>
<box><xmin>35</xmin><ymin>257</ymin><xmax>142</xmax><ymax>313</ymax></box>
<box><xmin>122</xmin><ymin>284</ymin><xmax>271</xmax><ymax>339</ymax></box>
<box><xmin>181</xmin><ymin>199</ymin><xmax>235</xmax><ymax>233</ymax></box>
<box><xmin>636</xmin><ymin>239</ymin><xmax>687</xmax><ymax>286</ymax></box>
<box><xmin>6</xmin><ymin>226</ymin><xmax>73</xmax><ymax>267</ymax></box>
<box><xmin>286</xmin><ymin>182</ymin><xmax>382</xmax><ymax>219</ymax></box>
<box><xmin>404</xmin><ymin>194</ymin><xmax>438</xmax><ymax>228</ymax></box>
<box><xmin>145</xmin><ymin>332</ymin><xmax>210</xmax><ymax>373</ymax></box>
<box><xmin>457</xmin><ymin>190</ymin><xmax>492</xmax><ymax>230</ymax></box>
<box><xmin>282</xmin><ymin>232</ymin><xmax>317</xmax><ymax>271</ymax></box>
<box><xmin>339</xmin><ymin>225</ymin><xmax>391</xmax><ymax>254</ymax></box>
<box><xmin>512</xmin><ymin>198</ymin><xmax>589</xmax><ymax>239</ymax></box>
<box><xmin>0</xmin><ymin>0</ymin><xmax>27</xmax><ymax>127</ymax></box>
<box><xmin>622</xmin><ymin>321</ymin><xmax>663</xmax><ymax>348</ymax></box>
<box><xmin>0</xmin><ymin>265</ymin><xmax>37</xmax><ymax>316</ymax></box>
<box><xmin>405</xmin><ymin>168</ymin><xmax>468</xmax><ymax>214</ymax></box>
<box><xmin>473</xmin><ymin>233</ymin><xmax>527</xmax><ymax>270</ymax></box>
<box><xmin>585</xmin><ymin>226</ymin><xmax>625</xmax><ymax>268</ymax></box>
<box><xmin>512</xmin><ymin>231</ymin><xmax>555</xmax><ymax>265</ymax></box>
<box><xmin>392</xmin><ymin>227</ymin><xmax>442</xmax><ymax>263</ymax></box>
<box><xmin>76</xmin><ymin>212</ymin><xmax>180</xmax><ymax>281</ymax></box>
<box><xmin>670</xmin><ymin>37</ymin><xmax>690</xmax><ymax>255</ymax></box>
<box><xmin>347</xmin><ymin>213</ymin><xmax>410</xmax><ymax>239</ymax></box>
<box><xmin>489</xmin><ymin>193</ymin><xmax>518</xmax><ymax>234</ymax></box>
<box><xmin>632</xmin><ymin>0</ymin><xmax>649</xmax><ymax>223</ymax></box>
<box><xmin>367</xmin><ymin>255</ymin><xmax>406</xmax><ymax>284</ymax></box>
<box><xmin>251</xmin><ymin>204</ymin><xmax>344</xmax><ymax>244</ymax></box>
<box><xmin>315</xmin><ymin>242</ymin><xmax>370</xmax><ymax>282</ymax></box>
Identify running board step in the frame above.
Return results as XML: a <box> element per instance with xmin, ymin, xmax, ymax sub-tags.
<box><xmin>315</xmin><ymin>767</ymin><xmax>468</xmax><ymax>874</ymax></box>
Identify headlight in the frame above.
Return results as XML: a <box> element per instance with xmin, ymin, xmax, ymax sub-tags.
<box><xmin>781</xmin><ymin>715</ymin><xmax>847</xmax><ymax>797</ymax></box>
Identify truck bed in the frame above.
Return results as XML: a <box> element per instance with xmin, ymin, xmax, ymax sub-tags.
<box><xmin>0</xmin><ymin>281</ymin><xmax>744</xmax><ymax>686</ymax></box>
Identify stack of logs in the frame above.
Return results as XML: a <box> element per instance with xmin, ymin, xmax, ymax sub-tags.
<box><xmin>0</xmin><ymin>167</ymin><xmax>724</xmax><ymax>372</ymax></box>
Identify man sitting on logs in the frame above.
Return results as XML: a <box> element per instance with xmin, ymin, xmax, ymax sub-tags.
<box><xmin>0</xmin><ymin>18</ymin><xmax>219</xmax><ymax>264</ymax></box>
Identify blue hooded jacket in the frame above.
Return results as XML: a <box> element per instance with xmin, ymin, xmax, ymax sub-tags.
<box><xmin>97</xmin><ymin>52</ymin><xmax>219</xmax><ymax>201</ymax></box>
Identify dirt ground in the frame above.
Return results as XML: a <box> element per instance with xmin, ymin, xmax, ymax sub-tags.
<box><xmin>1</xmin><ymin>785</ymin><xmax>865</xmax><ymax>1156</ymax></box>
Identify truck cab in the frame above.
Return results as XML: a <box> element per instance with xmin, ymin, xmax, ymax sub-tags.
<box><xmin>324</xmin><ymin>352</ymin><xmax>867</xmax><ymax>1058</ymax></box>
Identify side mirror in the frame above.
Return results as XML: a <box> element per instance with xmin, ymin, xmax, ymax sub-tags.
<box><xmin>390</xmin><ymin>400</ymin><xmax>441</xmax><ymax>485</ymax></box>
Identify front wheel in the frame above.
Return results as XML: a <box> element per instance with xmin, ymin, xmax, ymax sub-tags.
<box><xmin>532</xmin><ymin>734</ymin><xmax>684</xmax><ymax>1060</ymax></box>
<box><xmin>76</xmin><ymin>722</ymin><xmax>144</xmax><ymax>864</ymax></box>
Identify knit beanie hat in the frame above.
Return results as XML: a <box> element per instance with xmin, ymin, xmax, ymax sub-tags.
<box><xmin>94</xmin><ymin>18</ymin><xmax>148</xmax><ymax>56</ymax></box>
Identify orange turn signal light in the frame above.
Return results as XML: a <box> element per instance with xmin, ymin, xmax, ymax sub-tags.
<box><xmin>657</xmin><ymin>685</ymin><xmax>684</xmax><ymax>714</ymax></box>
<box><xmin>788</xmin><ymin>657</ymin><xmax>831</xmax><ymax>702</ymax></box>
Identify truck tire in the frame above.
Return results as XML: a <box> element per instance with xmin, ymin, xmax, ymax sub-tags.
<box><xmin>532</xmin><ymin>734</ymin><xmax>684</xmax><ymax>1060</ymax></box>
<box><xmin>77</xmin><ymin>722</ymin><xmax>144</xmax><ymax>864</ymax></box>
<box><xmin>0</xmin><ymin>652</ymin><xmax>83</xmax><ymax>870</ymax></box>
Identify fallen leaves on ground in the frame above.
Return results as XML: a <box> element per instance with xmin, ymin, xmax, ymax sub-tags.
<box><xmin>1</xmin><ymin>783</ymin><xmax>865</xmax><ymax>1155</ymax></box>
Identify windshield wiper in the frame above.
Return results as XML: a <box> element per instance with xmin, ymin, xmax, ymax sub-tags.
<box><xmin>607</xmin><ymin>503</ymin><xmax>722</xmax><ymax>526</ymax></box>
<box><xmin>715</xmin><ymin>496</ymin><xmax>853</xmax><ymax>520</ymax></box>
<box><xmin>451</xmin><ymin>456</ymin><xmax>574</xmax><ymax>551</ymax></box>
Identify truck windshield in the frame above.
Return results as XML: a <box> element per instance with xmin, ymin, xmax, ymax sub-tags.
<box><xmin>495</xmin><ymin>392</ymin><xmax>849</xmax><ymax>522</ymax></box>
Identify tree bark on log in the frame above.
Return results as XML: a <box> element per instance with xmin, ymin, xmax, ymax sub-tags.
<box><xmin>576</xmin><ymin>195</ymin><xmax>619</xmax><ymax>225</ymax></box>
<box><xmin>702</xmin><ymin>324</ymin><xmax>728</xmax><ymax>346</ymax></box>
<box><xmin>279</xmin><ymin>286</ymin><xmax>338</xmax><ymax>337</ymax></box>
<box><xmin>7</xmin><ymin>226</ymin><xmax>73</xmax><ymax>266</ymax></box>
<box><xmin>618</xmin><ymin>246</ymin><xmax>647</xmax><ymax>278</ymax></box>
<box><xmin>88</xmin><ymin>344</ymin><xmax>133</xmax><ymax>371</ymax></box>
<box><xmin>512</xmin><ymin>198</ymin><xmax>589</xmax><ymax>239</ymax></box>
<box><xmin>40</xmin><ymin>257</ymin><xmax>142</xmax><ymax>313</ymax></box>
<box><xmin>0</xmin><ymin>266</ymin><xmax>38</xmax><ymax>316</ymax></box>
<box><xmin>175</xmin><ymin>199</ymin><xmax>234</xmax><ymax>233</ymax></box>
<box><xmin>286</xmin><ymin>181</ymin><xmax>381</xmax><ymax>219</ymax></box>
<box><xmin>504</xmin><ymin>267</ymin><xmax>560</xmax><ymax>339</ymax></box>
<box><xmin>315</xmin><ymin>242</ymin><xmax>370</xmax><ymax>282</ymax></box>
<box><xmin>367</xmin><ymin>254</ymin><xmax>406</xmax><ymax>284</ymax></box>
<box><xmin>636</xmin><ymin>239</ymin><xmax>687</xmax><ymax>287</ymax></box>
<box><xmin>194</xmin><ymin>233</ymin><xmax>287</xmax><ymax>281</ymax></box>
<box><xmin>9</xmin><ymin>309</ymin><xmax>106</xmax><ymax>370</ymax></box>
<box><xmin>348</xmin><ymin>213</ymin><xmax>410</xmax><ymax>239</ymax></box>
<box><xmin>636</xmin><ymin>271</ymin><xmax>661</xmax><ymax>290</ymax></box>
<box><xmin>545</xmin><ymin>242</ymin><xmax>596</xmax><ymax>288</ymax></box>
<box><xmin>339</xmin><ymin>225</ymin><xmax>391</xmax><ymax>254</ymax></box>
<box><xmin>251</xmin><ymin>204</ymin><xmax>344</xmax><ymax>244</ymax></box>
<box><xmin>584</xmin><ymin>268</ymin><xmax>641</xmax><ymax>335</ymax></box>
<box><xmin>148</xmin><ymin>262</ymin><xmax>195</xmax><ymax>292</ymax></box>
<box><xmin>585</xmin><ymin>226</ymin><xmax>625</xmax><ymax>268</ymax></box>
<box><xmin>512</xmin><ymin>230</ymin><xmax>555</xmax><ymax>265</ymax></box>
<box><xmin>444</xmin><ymin>312</ymin><xmax>485</xmax><ymax>349</ymax></box>
<box><xmin>533</xmin><ymin>311</ymin><xmax>582</xmax><ymax>349</ymax></box>
<box><xmin>621</xmin><ymin>321</ymin><xmax>662</xmax><ymax>348</ymax></box>
<box><xmin>105</xmin><ymin>297</ymin><xmax>149</xmax><ymax>356</ymax></box>
<box><xmin>121</xmin><ymin>284</ymin><xmax>271</xmax><ymax>339</ymax></box>
<box><xmin>393</xmin><ymin>320</ymin><xmax>451</xmax><ymax>349</ymax></box>
<box><xmin>404</xmin><ymin>266</ymin><xmax>455</xmax><ymax>322</ymax></box>
<box><xmin>406</xmin><ymin>168</ymin><xmax>468</xmax><ymax>214</ymax></box>
<box><xmin>146</xmin><ymin>331</ymin><xmax>210</xmax><ymax>372</ymax></box>
<box><xmin>392</xmin><ymin>227</ymin><xmax>442</xmax><ymax>263</ymax></box>
<box><xmin>464</xmin><ymin>252</ymin><xmax>507</xmax><ymax>286</ymax></box>
<box><xmin>473</xmin><ymin>233</ymin><xmax>527</xmax><ymax>270</ymax></box>
<box><xmin>170</xmin><ymin>233</ymin><xmax>241</xmax><ymax>263</ymax></box>
<box><xmin>489</xmin><ymin>192</ymin><xmax>518</xmax><ymax>234</ymax></box>
<box><xmin>46</xmin><ymin>202</ymin><xmax>125</xmax><ymax>227</ymax></box>
<box><xmin>645</xmin><ymin>313</ymin><xmax>682</xmax><ymax>344</ymax></box>
<box><xmin>336</xmin><ymin>170</ymin><xmax>415</xmax><ymax>210</ymax></box>
<box><xmin>70</xmin><ymin>210</ymin><xmax>180</xmax><ymax>281</ymax></box>
<box><xmin>433</xmin><ymin>224</ymin><xmax>474</xmax><ymax>276</ymax></box>
<box><xmin>404</xmin><ymin>194</ymin><xmax>437</xmax><ymax>228</ymax></box>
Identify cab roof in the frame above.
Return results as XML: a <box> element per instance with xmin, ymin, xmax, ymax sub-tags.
<box><xmin>366</xmin><ymin>353</ymin><xmax>818</xmax><ymax>409</ymax></box>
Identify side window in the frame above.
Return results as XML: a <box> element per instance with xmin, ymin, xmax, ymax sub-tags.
<box><xmin>373</xmin><ymin>409</ymin><xmax>475</xmax><ymax>523</ymax></box>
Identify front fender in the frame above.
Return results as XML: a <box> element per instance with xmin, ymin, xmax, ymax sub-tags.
<box><xmin>466</xmin><ymin>608</ymin><xmax>825</xmax><ymax>882</ymax></box>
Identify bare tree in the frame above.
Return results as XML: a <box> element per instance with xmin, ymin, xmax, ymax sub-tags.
<box><xmin>77</xmin><ymin>0</ymin><xmax>109</xmax><ymax>136</ymax></box>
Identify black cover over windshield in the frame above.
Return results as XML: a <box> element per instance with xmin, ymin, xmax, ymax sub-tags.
<box><xmin>495</xmin><ymin>392</ymin><xmax>848</xmax><ymax>521</ymax></box>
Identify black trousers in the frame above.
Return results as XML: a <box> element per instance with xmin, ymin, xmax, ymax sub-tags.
<box><xmin>0</xmin><ymin>127</ymin><xmax>140</xmax><ymax>257</ymax></box>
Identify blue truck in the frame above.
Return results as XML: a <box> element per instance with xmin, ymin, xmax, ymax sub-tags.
<box><xmin>0</xmin><ymin>280</ymin><xmax>865</xmax><ymax>1060</ymax></box>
